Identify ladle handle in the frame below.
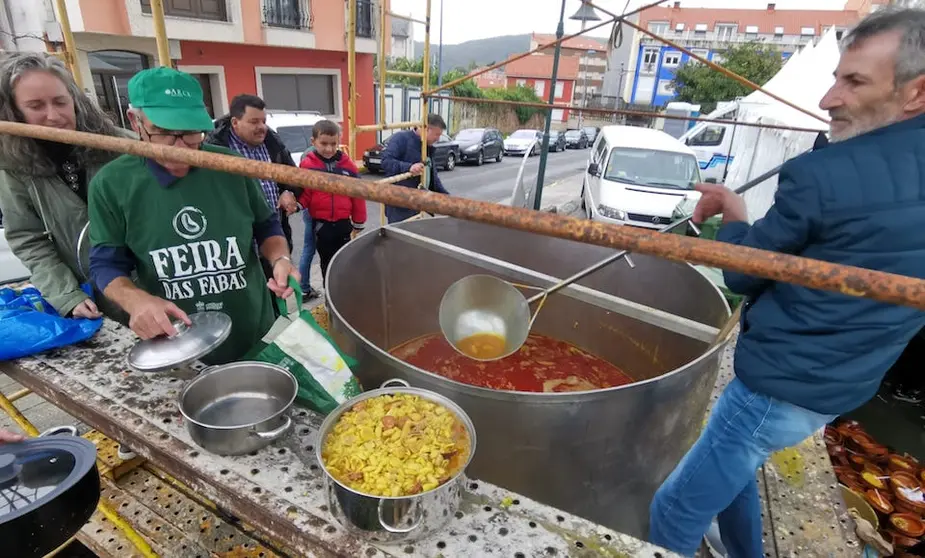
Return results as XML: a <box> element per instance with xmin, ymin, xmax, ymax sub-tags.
<box><xmin>524</xmin><ymin>163</ymin><xmax>786</xmax><ymax>306</ymax></box>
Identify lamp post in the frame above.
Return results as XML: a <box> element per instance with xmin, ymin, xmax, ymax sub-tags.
<box><xmin>532</xmin><ymin>0</ymin><xmax>601</xmax><ymax>211</ymax></box>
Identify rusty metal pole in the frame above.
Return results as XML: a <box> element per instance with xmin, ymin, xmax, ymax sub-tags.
<box><xmin>533</xmin><ymin>0</ymin><xmax>568</xmax><ymax>211</ymax></box>
<box><xmin>149</xmin><ymin>0</ymin><xmax>172</xmax><ymax>67</ymax></box>
<box><xmin>3</xmin><ymin>121</ymin><xmax>923</xmax><ymax>310</ymax></box>
<box><xmin>52</xmin><ymin>0</ymin><xmax>82</xmax><ymax>88</ymax></box>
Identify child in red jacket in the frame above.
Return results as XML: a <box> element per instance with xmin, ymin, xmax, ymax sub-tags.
<box><xmin>298</xmin><ymin>120</ymin><xmax>367</xmax><ymax>285</ymax></box>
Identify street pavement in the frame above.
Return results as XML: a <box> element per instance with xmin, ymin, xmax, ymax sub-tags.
<box><xmin>291</xmin><ymin>147</ymin><xmax>590</xmax><ymax>292</ymax></box>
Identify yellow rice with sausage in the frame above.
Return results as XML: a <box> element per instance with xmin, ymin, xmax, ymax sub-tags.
<box><xmin>321</xmin><ymin>393</ymin><xmax>471</xmax><ymax>497</ymax></box>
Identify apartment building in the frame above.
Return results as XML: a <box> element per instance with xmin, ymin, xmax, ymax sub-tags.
<box><xmin>530</xmin><ymin>33</ymin><xmax>607</xmax><ymax>109</ymax></box>
<box><xmin>505</xmin><ymin>54</ymin><xmax>579</xmax><ymax>123</ymax></box>
<box><xmin>3</xmin><ymin>0</ymin><xmax>389</xmax><ymax>155</ymax></box>
<box><xmin>390</xmin><ymin>17</ymin><xmax>414</xmax><ymax>59</ymax></box>
<box><xmin>626</xmin><ymin>1</ymin><xmax>885</xmax><ymax>107</ymax></box>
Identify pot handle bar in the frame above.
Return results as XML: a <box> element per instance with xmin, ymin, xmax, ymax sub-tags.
<box><xmin>525</xmin><ymin>163</ymin><xmax>786</xmax><ymax>305</ymax></box>
<box><xmin>252</xmin><ymin>415</ymin><xmax>292</xmax><ymax>441</ymax></box>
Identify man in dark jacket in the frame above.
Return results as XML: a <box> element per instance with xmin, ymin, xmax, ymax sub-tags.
<box><xmin>649</xmin><ymin>8</ymin><xmax>925</xmax><ymax>557</ymax></box>
<box><xmin>206</xmin><ymin>95</ymin><xmax>306</xmax><ymax>289</ymax></box>
<box><xmin>381</xmin><ymin>113</ymin><xmax>450</xmax><ymax>223</ymax></box>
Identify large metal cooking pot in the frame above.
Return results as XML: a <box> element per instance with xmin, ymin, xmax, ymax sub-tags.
<box><xmin>316</xmin><ymin>379</ymin><xmax>476</xmax><ymax>543</ymax></box>
<box><xmin>325</xmin><ymin>217</ymin><xmax>730</xmax><ymax>538</ymax></box>
<box><xmin>0</xmin><ymin>434</ymin><xmax>100</xmax><ymax>557</ymax></box>
<box><xmin>178</xmin><ymin>361</ymin><xmax>297</xmax><ymax>456</ymax></box>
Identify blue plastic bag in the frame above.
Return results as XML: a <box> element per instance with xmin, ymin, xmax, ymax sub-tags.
<box><xmin>0</xmin><ymin>285</ymin><xmax>102</xmax><ymax>360</ymax></box>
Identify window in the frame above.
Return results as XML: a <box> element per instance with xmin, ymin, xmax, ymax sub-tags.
<box><xmin>604</xmin><ymin>148</ymin><xmax>699</xmax><ymax>190</ymax></box>
<box><xmin>275</xmin><ymin>125</ymin><xmax>314</xmax><ymax>154</ymax></box>
<box><xmin>356</xmin><ymin>0</ymin><xmax>374</xmax><ymax>38</ymax></box>
<box><xmin>663</xmin><ymin>51</ymin><xmax>681</xmax><ymax>67</ymax></box>
<box><xmin>551</xmin><ymin>109</ymin><xmax>564</xmax><ymax>121</ymax></box>
<box><xmin>674</xmin><ymin>23</ymin><xmax>685</xmax><ymax>32</ymax></box>
<box><xmin>801</xmin><ymin>27</ymin><xmax>815</xmax><ymax>36</ymax></box>
<box><xmin>554</xmin><ymin>82</ymin><xmax>564</xmax><ymax>98</ymax></box>
<box><xmin>711</xmin><ymin>53</ymin><xmax>725</xmax><ymax>65</ymax></box>
<box><xmin>688</xmin><ymin>125</ymin><xmax>725</xmax><ymax>147</ymax></box>
<box><xmin>774</xmin><ymin>26</ymin><xmax>784</xmax><ymax>36</ymax></box>
<box><xmin>594</xmin><ymin>140</ymin><xmax>608</xmax><ymax>164</ymax></box>
<box><xmin>263</xmin><ymin>0</ymin><xmax>310</xmax><ymax>29</ymax></box>
<box><xmin>745</xmin><ymin>25</ymin><xmax>758</xmax><ymax>39</ymax></box>
<box><xmin>516</xmin><ymin>79</ymin><xmax>526</xmax><ymax>87</ymax></box>
<box><xmin>641</xmin><ymin>48</ymin><xmax>659</xmax><ymax>73</ymax></box>
<box><xmin>648</xmin><ymin>21</ymin><xmax>669</xmax><ymax>35</ymax></box>
<box><xmin>140</xmin><ymin>0</ymin><xmax>228</xmax><ymax>21</ymax></box>
<box><xmin>694</xmin><ymin>23</ymin><xmax>708</xmax><ymax>36</ymax></box>
<box><xmin>689</xmin><ymin>48</ymin><xmax>709</xmax><ymax>64</ymax></box>
<box><xmin>534</xmin><ymin>81</ymin><xmax>545</xmax><ymax>97</ymax></box>
<box><xmin>656</xmin><ymin>79</ymin><xmax>674</xmax><ymax>96</ymax></box>
<box><xmin>260</xmin><ymin>72</ymin><xmax>338</xmax><ymax>115</ymax></box>
<box><xmin>715</xmin><ymin>24</ymin><xmax>737</xmax><ymax>41</ymax></box>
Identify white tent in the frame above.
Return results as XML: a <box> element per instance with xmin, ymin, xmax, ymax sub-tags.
<box><xmin>723</xmin><ymin>30</ymin><xmax>838</xmax><ymax>222</ymax></box>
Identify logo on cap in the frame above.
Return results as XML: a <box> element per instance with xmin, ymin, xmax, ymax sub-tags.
<box><xmin>164</xmin><ymin>88</ymin><xmax>193</xmax><ymax>98</ymax></box>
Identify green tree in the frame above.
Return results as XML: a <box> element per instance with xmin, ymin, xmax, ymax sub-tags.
<box><xmin>484</xmin><ymin>86</ymin><xmax>543</xmax><ymax>124</ymax></box>
<box><xmin>670</xmin><ymin>43</ymin><xmax>783</xmax><ymax>113</ymax></box>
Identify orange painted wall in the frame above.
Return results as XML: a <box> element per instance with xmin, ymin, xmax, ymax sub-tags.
<box><xmin>180</xmin><ymin>41</ymin><xmax>377</xmax><ymax>156</ymax></box>
<box><xmin>240</xmin><ymin>0</ymin><xmax>264</xmax><ymax>45</ymax></box>
<box><xmin>78</xmin><ymin>0</ymin><xmax>130</xmax><ymax>35</ymax></box>
<box><xmin>312</xmin><ymin>0</ymin><xmax>346</xmax><ymax>52</ymax></box>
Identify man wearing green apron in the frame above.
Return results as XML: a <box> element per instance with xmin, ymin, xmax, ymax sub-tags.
<box><xmin>88</xmin><ymin>67</ymin><xmax>298</xmax><ymax>364</ymax></box>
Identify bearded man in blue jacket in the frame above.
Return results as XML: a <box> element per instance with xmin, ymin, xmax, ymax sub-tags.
<box><xmin>649</xmin><ymin>8</ymin><xmax>925</xmax><ymax>557</ymax></box>
<box><xmin>380</xmin><ymin>113</ymin><xmax>450</xmax><ymax>223</ymax></box>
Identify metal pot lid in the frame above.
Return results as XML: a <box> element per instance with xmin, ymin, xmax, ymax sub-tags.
<box><xmin>0</xmin><ymin>436</ymin><xmax>97</xmax><ymax>525</ymax></box>
<box><xmin>128</xmin><ymin>311</ymin><xmax>232</xmax><ymax>372</ymax></box>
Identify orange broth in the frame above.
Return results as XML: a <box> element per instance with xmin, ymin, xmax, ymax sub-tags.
<box><xmin>390</xmin><ymin>332</ymin><xmax>634</xmax><ymax>393</ymax></box>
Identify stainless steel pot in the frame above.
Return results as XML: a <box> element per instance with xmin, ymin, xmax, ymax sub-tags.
<box><xmin>178</xmin><ymin>361</ymin><xmax>297</xmax><ymax>456</ymax></box>
<box><xmin>326</xmin><ymin>217</ymin><xmax>730</xmax><ymax>538</ymax></box>
<box><xmin>316</xmin><ymin>379</ymin><xmax>477</xmax><ymax>543</ymax></box>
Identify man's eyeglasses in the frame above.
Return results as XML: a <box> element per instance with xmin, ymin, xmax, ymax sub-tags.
<box><xmin>140</xmin><ymin>122</ymin><xmax>204</xmax><ymax>146</ymax></box>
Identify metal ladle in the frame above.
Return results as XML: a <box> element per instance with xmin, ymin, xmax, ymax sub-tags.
<box><xmin>438</xmin><ymin>162</ymin><xmax>788</xmax><ymax>361</ymax></box>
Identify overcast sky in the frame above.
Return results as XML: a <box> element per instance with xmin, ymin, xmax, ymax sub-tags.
<box><xmin>390</xmin><ymin>0</ymin><xmax>853</xmax><ymax>45</ymax></box>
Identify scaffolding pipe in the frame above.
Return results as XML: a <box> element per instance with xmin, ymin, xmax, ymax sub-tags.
<box><xmin>420</xmin><ymin>0</ymin><xmax>432</xmax><ymax>190</ymax></box>
<box><xmin>5</xmin><ymin>121</ymin><xmax>924</xmax><ymax>310</ymax></box>
<box><xmin>379</xmin><ymin>2</ymin><xmax>387</xmax><ymax>132</ymax></box>
<box><xmin>356</xmin><ymin>120</ymin><xmax>422</xmax><ymax>132</ymax></box>
<box><xmin>425</xmin><ymin>0</ymin><xmax>670</xmax><ymax>96</ymax></box>
<box><xmin>347</xmin><ymin>0</ymin><xmax>357</xmax><ymax>159</ymax></box>
<box><xmin>52</xmin><ymin>0</ymin><xmax>82</xmax><ymax>88</ymax></box>
<box><xmin>386</xmin><ymin>70</ymin><xmax>426</xmax><ymax>78</ymax></box>
<box><xmin>584</xmin><ymin>0</ymin><xmax>828</xmax><ymax>125</ymax></box>
<box><xmin>433</xmin><ymin>95</ymin><xmax>827</xmax><ymax>133</ymax></box>
<box><xmin>149</xmin><ymin>0</ymin><xmax>172</xmax><ymax>67</ymax></box>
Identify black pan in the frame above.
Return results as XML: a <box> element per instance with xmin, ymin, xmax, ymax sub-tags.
<box><xmin>0</xmin><ymin>435</ymin><xmax>100</xmax><ymax>557</ymax></box>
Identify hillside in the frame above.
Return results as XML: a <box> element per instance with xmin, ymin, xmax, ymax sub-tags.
<box><xmin>414</xmin><ymin>34</ymin><xmax>532</xmax><ymax>71</ymax></box>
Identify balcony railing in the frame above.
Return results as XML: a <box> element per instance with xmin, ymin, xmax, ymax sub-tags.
<box><xmin>641</xmin><ymin>30</ymin><xmax>815</xmax><ymax>49</ymax></box>
<box><xmin>356</xmin><ymin>0</ymin><xmax>374</xmax><ymax>38</ymax></box>
<box><xmin>263</xmin><ymin>0</ymin><xmax>311</xmax><ymax>30</ymax></box>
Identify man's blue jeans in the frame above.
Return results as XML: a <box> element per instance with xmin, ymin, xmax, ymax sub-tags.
<box><xmin>649</xmin><ymin>377</ymin><xmax>836</xmax><ymax>557</ymax></box>
<box><xmin>299</xmin><ymin>212</ymin><xmax>315</xmax><ymax>291</ymax></box>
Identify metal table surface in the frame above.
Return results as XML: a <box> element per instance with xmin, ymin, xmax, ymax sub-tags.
<box><xmin>0</xmin><ymin>319</ymin><xmax>676</xmax><ymax>558</ymax></box>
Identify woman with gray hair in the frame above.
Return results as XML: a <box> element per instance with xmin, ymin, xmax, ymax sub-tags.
<box><xmin>0</xmin><ymin>52</ymin><xmax>132</xmax><ymax>318</ymax></box>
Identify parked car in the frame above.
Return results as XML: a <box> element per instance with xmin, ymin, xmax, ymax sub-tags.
<box><xmin>0</xmin><ymin>211</ymin><xmax>30</xmax><ymax>285</ymax></box>
<box><xmin>264</xmin><ymin>111</ymin><xmax>325</xmax><ymax>164</ymax></box>
<box><xmin>545</xmin><ymin>130</ymin><xmax>566</xmax><ymax>152</ymax></box>
<box><xmin>454</xmin><ymin>128</ymin><xmax>504</xmax><ymax>165</ymax></box>
<box><xmin>363</xmin><ymin>133</ymin><xmax>460</xmax><ymax>173</ymax></box>
<box><xmin>503</xmin><ymin>129</ymin><xmax>542</xmax><ymax>157</ymax></box>
<box><xmin>564</xmin><ymin>129</ymin><xmax>589</xmax><ymax>149</ymax></box>
<box><xmin>581</xmin><ymin>125</ymin><xmax>702</xmax><ymax>230</ymax></box>
<box><xmin>582</xmin><ymin>126</ymin><xmax>600</xmax><ymax>144</ymax></box>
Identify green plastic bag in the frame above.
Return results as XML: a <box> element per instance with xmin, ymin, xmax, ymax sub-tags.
<box><xmin>248</xmin><ymin>279</ymin><xmax>362</xmax><ymax>414</ymax></box>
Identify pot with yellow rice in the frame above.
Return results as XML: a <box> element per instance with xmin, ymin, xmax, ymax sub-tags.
<box><xmin>316</xmin><ymin>379</ymin><xmax>476</xmax><ymax>542</ymax></box>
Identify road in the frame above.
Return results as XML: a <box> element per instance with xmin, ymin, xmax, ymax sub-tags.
<box><xmin>290</xmin><ymin>147</ymin><xmax>590</xmax><ymax>290</ymax></box>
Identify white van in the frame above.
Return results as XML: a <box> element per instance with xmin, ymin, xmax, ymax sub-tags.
<box><xmin>264</xmin><ymin>111</ymin><xmax>325</xmax><ymax>164</ymax></box>
<box><xmin>678</xmin><ymin>103</ymin><xmax>737</xmax><ymax>183</ymax></box>
<box><xmin>581</xmin><ymin>126</ymin><xmax>702</xmax><ymax>230</ymax></box>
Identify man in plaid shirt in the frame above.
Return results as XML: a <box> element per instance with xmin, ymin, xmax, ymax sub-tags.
<box><xmin>207</xmin><ymin>94</ymin><xmax>318</xmax><ymax>297</ymax></box>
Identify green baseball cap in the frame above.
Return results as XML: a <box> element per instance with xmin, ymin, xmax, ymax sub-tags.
<box><xmin>127</xmin><ymin>67</ymin><xmax>214</xmax><ymax>132</ymax></box>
